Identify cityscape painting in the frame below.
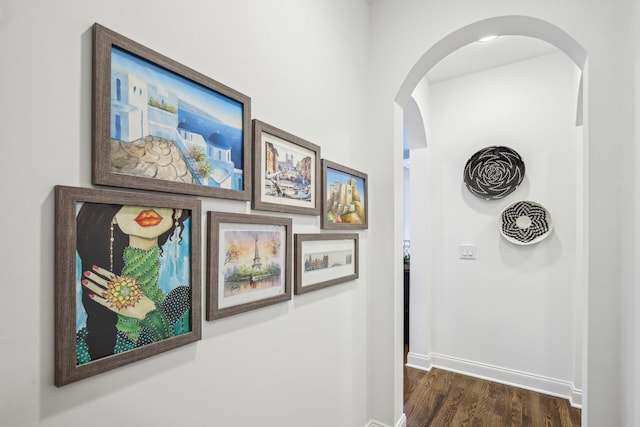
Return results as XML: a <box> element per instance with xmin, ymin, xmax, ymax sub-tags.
<box><xmin>321</xmin><ymin>160</ymin><xmax>368</xmax><ymax>229</ymax></box>
<box><xmin>295</xmin><ymin>233</ymin><xmax>359</xmax><ymax>294</ymax></box>
<box><xmin>207</xmin><ymin>212</ymin><xmax>292</xmax><ymax>320</ymax></box>
<box><xmin>93</xmin><ymin>23</ymin><xmax>251</xmax><ymax>200</ymax></box>
<box><xmin>304</xmin><ymin>249</ymin><xmax>353</xmax><ymax>273</ymax></box>
<box><xmin>221</xmin><ymin>229</ymin><xmax>284</xmax><ymax>297</ymax></box>
<box><xmin>252</xmin><ymin>120</ymin><xmax>321</xmax><ymax>215</ymax></box>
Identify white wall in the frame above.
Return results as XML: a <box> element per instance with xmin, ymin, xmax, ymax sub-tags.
<box><xmin>0</xmin><ymin>1</ymin><xmax>373</xmax><ymax>426</ymax></box>
<box><xmin>402</xmin><ymin>95</ymin><xmax>428</xmax><ymax>242</ymax></box>
<box><xmin>369</xmin><ymin>1</ymin><xmax>635</xmax><ymax>426</ymax></box>
<box><xmin>403</xmin><ymin>165</ymin><xmax>410</xmax><ymax>241</ymax></box>
<box><xmin>623</xmin><ymin>1</ymin><xmax>640</xmax><ymax>424</ymax></box>
<box><xmin>408</xmin><ymin>51</ymin><xmax>583</xmax><ymax>402</ymax></box>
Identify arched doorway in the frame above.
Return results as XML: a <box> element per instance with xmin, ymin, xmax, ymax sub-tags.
<box><xmin>396</xmin><ymin>15</ymin><xmax>588</xmax><ymax>423</ymax></box>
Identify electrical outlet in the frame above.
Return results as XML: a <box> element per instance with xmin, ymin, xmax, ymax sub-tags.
<box><xmin>459</xmin><ymin>244</ymin><xmax>476</xmax><ymax>260</ymax></box>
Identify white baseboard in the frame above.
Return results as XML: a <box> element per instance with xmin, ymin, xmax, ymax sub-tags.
<box><xmin>405</xmin><ymin>351</ymin><xmax>582</xmax><ymax>409</ymax></box>
<box><xmin>395</xmin><ymin>414</ymin><xmax>407</xmax><ymax>427</ymax></box>
<box><xmin>406</xmin><ymin>351</ymin><xmax>432</xmax><ymax>371</ymax></box>
<box><xmin>570</xmin><ymin>387</ymin><xmax>583</xmax><ymax>408</ymax></box>
<box><xmin>366</xmin><ymin>414</ymin><xmax>407</xmax><ymax>427</ymax></box>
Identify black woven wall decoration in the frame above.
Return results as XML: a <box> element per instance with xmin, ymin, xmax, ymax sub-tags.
<box><xmin>499</xmin><ymin>200</ymin><xmax>553</xmax><ymax>245</ymax></box>
<box><xmin>463</xmin><ymin>146</ymin><xmax>525</xmax><ymax>200</ymax></box>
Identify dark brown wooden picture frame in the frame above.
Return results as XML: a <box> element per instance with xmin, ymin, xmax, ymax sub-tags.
<box><xmin>207</xmin><ymin>211</ymin><xmax>292</xmax><ymax>320</ymax></box>
<box><xmin>321</xmin><ymin>159</ymin><xmax>368</xmax><ymax>229</ymax></box>
<box><xmin>294</xmin><ymin>233</ymin><xmax>359</xmax><ymax>294</ymax></box>
<box><xmin>252</xmin><ymin>119</ymin><xmax>321</xmax><ymax>215</ymax></box>
<box><xmin>55</xmin><ymin>185</ymin><xmax>202</xmax><ymax>386</ymax></box>
<box><xmin>93</xmin><ymin>23</ymin><xmax>252</xmax><ymax>200</ymax></box>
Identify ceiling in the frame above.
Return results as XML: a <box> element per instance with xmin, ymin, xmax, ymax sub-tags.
<box><xmin>404</xmin><ymin>36</ymin><xmax>564</xmax><ymax>162</ymax></box>
<box><xmin>426</xmin><ymin>35</ymin><xmax>560</xmax><ymax>83</ymax></box>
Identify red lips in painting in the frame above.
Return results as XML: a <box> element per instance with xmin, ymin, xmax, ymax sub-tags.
<box><xmin>134</xmin><ymin>210</ymin><xmax>163</xmax><ymax>227</ymax></box>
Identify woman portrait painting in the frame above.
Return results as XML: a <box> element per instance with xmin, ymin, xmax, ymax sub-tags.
<box><xmin>75</xmin><ymin>202</ymin><xmax>192</xmax><ymax>365</ymax></box>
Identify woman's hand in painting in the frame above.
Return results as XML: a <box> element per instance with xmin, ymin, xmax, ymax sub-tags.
<box><xmin>82</xmin><ymin>265</ymin><xmax>156</xmax><ymax>320</ymax></box>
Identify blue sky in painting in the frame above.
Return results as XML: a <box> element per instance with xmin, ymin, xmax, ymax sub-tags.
<box><xmin>112</xmin><ymin>46</ymin><xmax>243</xmax><ymax>129</ymax></box>
<box><xmin>326</xmin><ymin>167</ymin><xmax>366</xmax><ymax>200</ymax></box>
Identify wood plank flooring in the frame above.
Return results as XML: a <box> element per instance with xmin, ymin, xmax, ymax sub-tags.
<box><xmin>404</xmin><ymin>362</ymin><xmax>581</xmax><ymax>426</ymax></box>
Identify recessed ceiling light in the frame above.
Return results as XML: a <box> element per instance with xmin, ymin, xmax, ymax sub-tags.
<box><xmin>477</xmin><ymin>35</ymin><xmax>499</xmax><ymax>43</ymax></box>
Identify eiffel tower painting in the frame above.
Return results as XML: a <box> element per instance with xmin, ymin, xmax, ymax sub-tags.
<box><xmin>251</xmin><ymin>235</ymin><xmax>262</xmax><ymax>269</ymax></box>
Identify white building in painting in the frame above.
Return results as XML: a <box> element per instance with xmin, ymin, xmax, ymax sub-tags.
<box><xmin>111</xmin><ymin>69</ymin><xmax>244</xmax><ymax>190</ymax></box>
<box><xmin>146</xmin><ymin>83</ymin><xmax>179</xmax><ymax>140</ymax></box>
<box><xmin>207</xmin><ymin>131</ymin><xmax>235</xmax><ymax>188</ymax></box>
<box><xmin>110</xmin><ymin>70</ymin><xmax>149</xmax><ymax>142</ymax></box>
<box><xmin>176</xmin><ymin>125</ymin><xmax>242</xmax><ymax>189</ymax></box>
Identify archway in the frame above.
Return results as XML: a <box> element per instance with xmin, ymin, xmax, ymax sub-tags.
<box><xmin>395</xmin><ymin>14</ymin><xmax>588</xmax><ymax>422</ymax></box>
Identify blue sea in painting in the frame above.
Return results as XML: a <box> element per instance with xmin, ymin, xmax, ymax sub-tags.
<box><xmin>178</xmin><ymin>102</ymin><xmax>244</xmax><ymax>168</ymax></box>
<box><xmin>111</xmin><ymin>46</ymin><xmax>245</xmax><ymax>170</ymax></box>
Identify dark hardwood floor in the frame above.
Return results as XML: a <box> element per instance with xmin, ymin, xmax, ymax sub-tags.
<box><xmin>404</xmin><ymin>356</ymin><xmax>581</xmax><ymax>426</ymax></box>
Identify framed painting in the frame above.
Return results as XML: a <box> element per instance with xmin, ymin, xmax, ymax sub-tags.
<box><xmin>294</xmin><ymin>233</ymin><xmax>359</xmax><ymax>295</ymax></box>
<box><xmin>54</xmin><ymin>185</ymin><xmax>202</xmax><ymax>386</ymax></box>
<box><xmin>321</xmin><ymin>159</ymin><xmax>368</xmax><ymax>229</ymax></box>
<box><xmin>207</xmin><ymin>212</ymin><xmax>292</xmax><ymax>320</ymax></box>
<box><xmin>252</xmin><ymin>119</ymin><xmax>321</xmax><ymax>215</ymax></box>
<box><xmin>92</xmin><ymin>23</ymin><xmax>252</xmax><ymax>200</ymax></box>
